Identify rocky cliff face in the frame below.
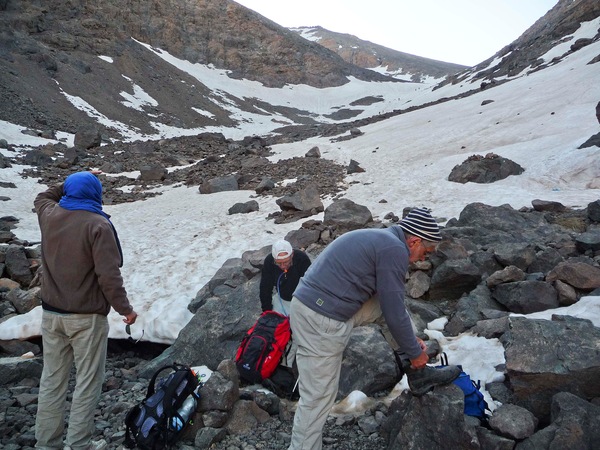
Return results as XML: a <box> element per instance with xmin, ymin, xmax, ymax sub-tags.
<box><xmin>0</xmin><ymin>0</ymin><xmax>396</xmax><ymax>136</ymax></box>
<box><xmin>1</xmin><ymin>0</ymin><xmax>597</xmax><ymax>139</ymax></box>
<box><xmin>1</xmin><ymin>0</ymin><xmax>392</xmax><ymax>88</ymax></box>
<box><xmin>291</xmin><ymin>26</ymin><xmax>467</xmax><ymax>82</ymax></box>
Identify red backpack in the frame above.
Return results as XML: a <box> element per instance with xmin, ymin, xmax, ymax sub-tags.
<box><xmin>235</xmin><ymin>311</ymin><xmax>291</xmax><ymax>383</ymax></box>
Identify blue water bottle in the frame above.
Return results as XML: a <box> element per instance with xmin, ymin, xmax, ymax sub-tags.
<box><xmin>170</xmin><ymin>416</ymin><xmax>184</xmax><ymax>431</ymax></box>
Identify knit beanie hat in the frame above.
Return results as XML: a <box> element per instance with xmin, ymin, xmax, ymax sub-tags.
<box><xmin>272</xmin><ymin>240</ymin><xmax>293</xmax><ymax>260</ymax></box>
<box><xmin>398</xmin><ymin>208</ymin><xmax>442</xmax><ymax>242</ymax></box>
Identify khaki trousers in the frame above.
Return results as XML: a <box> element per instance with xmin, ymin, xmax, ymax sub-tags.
<box><xmin>288</xmin><ymin>296</ymin><xmax>416</xmax><ymax>450</ymax></box>
<box><xmin>288</xmin><ymin>298</ymin><xmax>354</xmax><ymax>450</ymax></box>
<box><xmin>351</xmin><ymin>294</ymin><xmax>417</xmax><ymax>351</ymax></box>
<box><xmin>35</xmin><ymin>311</ymin><xmax>109</xmax><ymax>450</ymax></box>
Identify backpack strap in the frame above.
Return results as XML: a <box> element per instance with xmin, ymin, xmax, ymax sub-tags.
<box><xmin>440</xmin><ymin>352</ymin><xmax>449</xmax><ymax>366</ymax></box>
<box><xmin>145</xmin><ymin>363</ymin><xmax>195</xmax><ymax>420</ymax></box>
<box><xmin>123</xmin><ymin>404</ymin><xmax>141</xmax><ymax>448</ymax></box>
<box><xmin>146</xmin><ymin>364</ymin><xmax>178</xmax><ymax>398</ymax></box>
<box><xmin>161</xmin><ymin>363</ymin><xmax>196</xmax><ymax>419</ymax></box>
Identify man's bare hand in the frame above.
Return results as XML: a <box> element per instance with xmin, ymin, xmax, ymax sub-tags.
<box><xmin>123</xmin><ymin>310</ymin><xmax>138</xmax><ymax>325</ymax></box>
<box><xmin>409</xmin><ymin>351</ymin><xmax>429</xmax><ymax>369</ymax></box>
<box><xmin>416</xmin><ymin>337</ymin><xmax>428</xmax><ymax>352</ymax></box>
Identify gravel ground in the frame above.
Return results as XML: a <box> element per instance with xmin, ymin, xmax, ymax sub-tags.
<box><xmin>1</xmin><ymin>340</ymin><xmax>391</xmax><ymax>450</ymax></box>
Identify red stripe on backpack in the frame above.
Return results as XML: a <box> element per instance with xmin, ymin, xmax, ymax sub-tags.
<box><xmin>235</xmin><ymin>311</ymin><xmax>291</xmax><ymax>383</ymax></box>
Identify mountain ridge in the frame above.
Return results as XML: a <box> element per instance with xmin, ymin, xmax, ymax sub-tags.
<box><xmin>0</xmin><ymin>0</ymin><xmax>598</xmax><ymax>145</ymax></box>
<box><xmin>444</xmin><ymin>0</ymin><xmax>600</xmax><ymax>86</ymax></box>
<box><xmin>291</xmin><ymin>25</ymin><xmax>467</xmax><ymax>82</ymax></box>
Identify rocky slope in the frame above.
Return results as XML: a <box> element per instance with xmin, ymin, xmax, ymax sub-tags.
<box><xmin>291</xmin><ymin>26</ymin><xmax>467</xmax><ymax>82</ymax></box>
<box><xmin>443</xmin><ymin>0</ymin><xmax>600</xmax><ymax>86</ymax></box>
<box><xmin>0</xmin><ymin>0</ymin><xmax>396</xmax><ymax>137</ymax></box>
<box><xmin>2</xmin><ymin>199</ymin><xmax>600</xmax><ymax>450</ymax></box>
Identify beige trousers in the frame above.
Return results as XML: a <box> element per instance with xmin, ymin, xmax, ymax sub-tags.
<box><xmin>35</xmin><ymin>311</ymin><xmax>109</xmax><ymax>450</ymax></box>
<box><xmin>288</xmin><ymin>298</ymin><xmax>353</xmax><ymax>450</ymax></box>
<box><xmin>288</xmin><ymin>296</ymin><xmax>415</xmax><ymax>450</ymax></box>
<box><xmin>351</xmin><ymin>294</ymin><xmax>417</xmax><ymax>350</ymax></box>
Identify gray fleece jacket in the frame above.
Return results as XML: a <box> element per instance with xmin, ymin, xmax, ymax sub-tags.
<box><xmin>293</xmin><ymin>226</ymin><xmax>422</xmax><ymax>359</ymax></box>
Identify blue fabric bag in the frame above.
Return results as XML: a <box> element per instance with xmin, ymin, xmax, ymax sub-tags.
<box><xmin>438</xmin><ymin>353</ymin><xmax>489</xmax><ymax>420</ymax></box>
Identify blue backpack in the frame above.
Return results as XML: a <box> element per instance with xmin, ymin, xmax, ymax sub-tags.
<box><xmin>438</xmin><ymin>353</ymin><xmax>489</xmax><ymax>420</ymax></box>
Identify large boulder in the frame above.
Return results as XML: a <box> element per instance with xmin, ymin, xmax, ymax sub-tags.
<box><xmin>5</xmin><ymin>245</ymin><xmax>33</xmax><ymax>287</ymax></box>
<box><xmin>575</xmin><ymin>229</ymin><xmax>600</xmax><ymax>253</ymax></box>
<box><xmin>500</xmin><ymin>316</ymin><xmax>600</xmax><ymax>423</ymax></box>
<box><xmin>492</xmin><ymin>280</ymin><xmax>559</xmax><ymax>314</ymax></box>
<box><xmin>139</xmin><ymin>165</ymin><xmax>167</xmax><ymax>181</ymax></box>
<box><xmin>141</xmin><ymin>275</ymin><xmax>263</xmax><ymax>378</ymax></box>
<box><xmin>588</xmin><ymin>199</ymin><xmax>600</xmax><ymax>222</ymax></box>
<box><xmin>323</xmin><ymin>199</ymin><xmax>372</xmax><ymax>230</ymax></box>
<box><xmin>0</xmin><ymin>356</ymin><xmax>43</xmax><ymax>386</ymax></box>
<box><xmin>453</xmin><ymin>203</ymin><xmax>546</xmax><ymax>235</ymax></box>
<box><xmin>382</xmin><ymin>384</ymin><xmax>480</xmax><ymax>450</ymax></box>
<box><xmin>491</xmin><ymin>243</ymin><xmax>536</xmax><ymax>271</ymax></box>
<box><xmin>444</xmin><ymin>285</ymin><xmax>507</xmax><ymax>336</ymax></box>
<box><xmin>516</xmin><ymin>392</ymin><xmax>600</xmax><ymax>449</ymax></box>
<box><xmin>488</xmin><ymin>404</ymin><xmax>538</xmax><ymax>440</ymax></box>
<box><xmin>276</xmin><ymin>183</ymin><xmax>323</xmax><ymax>213</ymax></box>
<box><xmin>338</xmin><ymin>325</ymin><xmax>398</xmax><ymax>399</ymax></box>
<box><xmin>428</xmin><ymin>259</ymin><xmax>481</xmax><ymax>300</ymax></box>
<box><xmin>448</xmin><ymin>153</ymin><xmax>524</xmax><ymax>184</ymax></box>
<box><xmin>546</xmin><ymin>261</ymin><xmax>600</xmax><ymax>290</ymax></box>
<box><xmin>199</xmin><ymin>175</ymin><xmax>239</xmax><ymax>194</ymax></box>
<box><xmin>73</xmin><ymin>126</ymin><xmax>102</xmax><ymax>150</ymax></box>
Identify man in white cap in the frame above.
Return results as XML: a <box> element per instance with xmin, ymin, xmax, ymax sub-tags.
<box><xmin>259</xmin><ymin>239</ymin><xmax>311</xmax><ymax>316</ymax></box>
<box><xmin>287</xmin><ymin>208</ymin><xmax>461</xmax><ymax>450</ymax></box>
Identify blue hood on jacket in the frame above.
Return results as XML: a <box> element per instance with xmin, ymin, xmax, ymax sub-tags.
<box><xmin>59</xmin><ymin>171</ymin><xmax>107</xmax><ymax>218</ymax></box>
<box><xmin>59</xmin><ymin>171</ymin><xmax>123</xmax><ymax>267</ymax></box>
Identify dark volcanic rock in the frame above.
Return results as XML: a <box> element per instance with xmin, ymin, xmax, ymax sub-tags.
<box><xmin>501</xmin><ymin>315</ymin><xmax>600</xmax><ymax>424</ymax></box>
<box><xmin>448</xmin><ymin>153</ymin><xmax>524</xmax><ymax>184</ymax></box>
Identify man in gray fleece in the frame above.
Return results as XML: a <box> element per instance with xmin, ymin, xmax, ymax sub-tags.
<box><xmin>288</xmin><ymin>208</ymin><xmax>461</xmax><ymax>450</ymax></box>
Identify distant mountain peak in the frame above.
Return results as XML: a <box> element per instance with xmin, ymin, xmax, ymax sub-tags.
<box><xmin>290</xmin><ymin>26</ymin><xmax>467</xmax><ymax>83</ymax></box>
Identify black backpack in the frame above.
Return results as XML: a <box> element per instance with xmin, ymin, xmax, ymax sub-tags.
<box><xmin>262</xmin><ymin>365</ymin><xmax>299</xmax><ymax>400</ymax></box>
<box><xmin>124</xmin><ymin>363</ymin><xmax>200</xmax><ymax>450</ymax></box>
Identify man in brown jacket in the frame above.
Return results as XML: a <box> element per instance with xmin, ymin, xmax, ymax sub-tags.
<box><xmin>34</xmin><ymin>171</ymin><xmax>137</xmax><ymax>450</ymax></box>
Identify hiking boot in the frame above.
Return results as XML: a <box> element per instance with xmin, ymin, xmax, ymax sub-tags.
<box><xmin>405</xmin><ymin>365</ymin><xmax>461</xmax><ymax>397</ymax></box>
<box><xmin>65</xmin><ymin>439</ymin><xmax>108</xmax><ymax>450</ymax></box>
<box><xmin>89</xmin><ymin>440</ymin><xmax>108</xmax><ymax>450</ymax></box>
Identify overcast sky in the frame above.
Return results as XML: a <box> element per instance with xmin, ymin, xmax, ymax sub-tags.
<box><xmin>234</xmin><ymin>0</ymin><xmax>558</xmax><ymax>66</ymax></box>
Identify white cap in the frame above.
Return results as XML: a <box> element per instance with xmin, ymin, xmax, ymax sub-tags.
<box><xmin>272</xmin><ymin>240</ymin><xmax>293</xmax><ymax>260</ymax></box>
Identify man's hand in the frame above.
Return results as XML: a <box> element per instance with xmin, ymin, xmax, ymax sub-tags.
<box><xmin>123</xmin><ymin>310</ymin><xmax>138</xmax><ymax>325</ymax></box>
<box><xmin>409</xmin><ymin>351</ymin><xmax>429</xmax><ymax>369</ymax></box>
<box><xmin>416</xmin><ymin>337</ymin><xmax>427</xmax><ymax>352</ymax></box>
